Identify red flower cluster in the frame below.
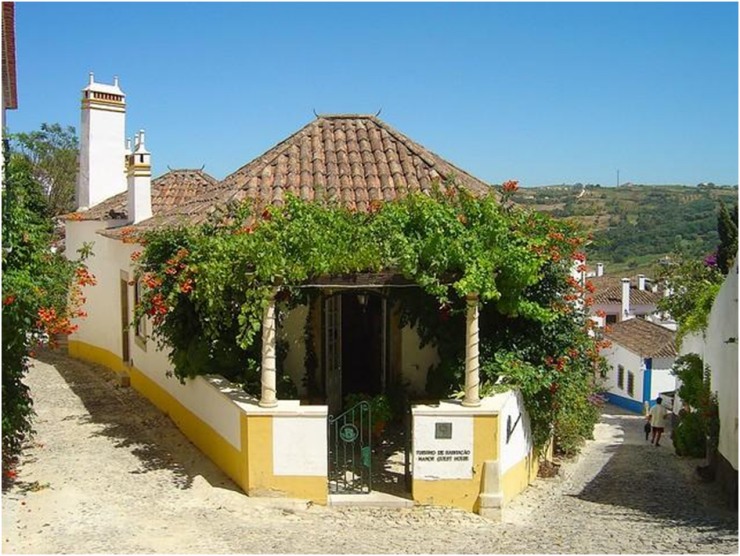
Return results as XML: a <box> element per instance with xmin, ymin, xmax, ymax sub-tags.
<box><xmin>75</xmin><ymin>267</ymin><xmax>97</xmax><ymax>287</ymax></box>
<box><xmin>502</xmin><ymin>180</ymin><xmax>519</xmax><ymax>193</ymax></box>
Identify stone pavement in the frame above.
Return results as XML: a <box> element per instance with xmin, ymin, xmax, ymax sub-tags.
<box><xmin>2</xmin><ymin>350</ymin><xmax>737</xmax><ymax>554</ymax></box>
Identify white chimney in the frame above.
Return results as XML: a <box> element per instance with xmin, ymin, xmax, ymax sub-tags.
<box><xmin>621</xmin><ymin>278</ymin><xmax>632</xmax><ymax>321</ymax></box>
<box><xmin>638</xmin><ymin>274</ymin><xmax>646</xmax><ymax>291</ymax></box>
<box><xmin>596</xmin><ymin>263</ymin><xmax>604</xmax><ymax>277</ymax></box>
<box><xmin>77</xmin><ymin>73</ymin><xmax>127</xmax><ymax>209</ymax></box>
<box><xmin>127</xmin><ymin>130</ymin><xmax>152</xmax><ymax>224</ymax></box>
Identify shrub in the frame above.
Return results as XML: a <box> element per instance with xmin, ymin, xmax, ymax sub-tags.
<box><xmin>673</xmin><ymin>411</ymin><xmax>706</xmax><ymax>457</ymax></box>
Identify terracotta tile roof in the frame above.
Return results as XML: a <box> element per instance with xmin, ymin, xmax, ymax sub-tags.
<box><xmin>113</xmin><ymin>115</ymin><xmax>494</xmax><ymax>235</ymax></box>
<box><xmin>65</xmin><ymin>169</ymin><xmax>218</xmax><ymax>221</ymax></box>
<box><xmin>605</xmin><ymin>318</ymin><xmax>677</xmax><ymax>358</ymax></box>
<box><xmin>591</xmin><ymin>275</ymin><xmax>663</xmax><ymax>306</ymax></box>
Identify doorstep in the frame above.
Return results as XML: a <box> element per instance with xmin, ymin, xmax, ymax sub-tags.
<box><xmin>328</xmin><ymin>491</ymin><xmax>414</xmax><ymax>508</ymax></box>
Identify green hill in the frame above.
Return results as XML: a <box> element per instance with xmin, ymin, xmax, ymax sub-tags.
<box><xmin>514</xmin><ymin>184</ymin><xmax>738</xmax><ymax>274</ymax></box>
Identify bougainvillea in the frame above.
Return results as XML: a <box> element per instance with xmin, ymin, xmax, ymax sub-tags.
<box><xmin>134</xmin><ymin>179</ymin><xmax>607</xmax><ymax>453</ymax></box>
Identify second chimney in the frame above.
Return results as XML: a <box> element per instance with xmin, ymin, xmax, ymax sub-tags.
<box><xmin>596</xmin><ymin>262</ymin><xmax>604</xmax><ymax>277</ymax></box>
<box><xmin>621</xmin><ymin>278</ymin><xmax>631</xmax><ymax>321</ymax></box>
<box><xmin>638</xmin><ymin>274</ymin><xmax>646</xmax><ymax>291</ymax></box>
<box><xmin>127</xmin><ymin>130</ymin><xmax>153</xmax><ymax>224</ymax></box>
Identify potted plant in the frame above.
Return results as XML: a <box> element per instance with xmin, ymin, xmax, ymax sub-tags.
<box><xmin>343</xmin><ymin>393</ymin><xmax>394</xmax><ymax>440</ymax></box>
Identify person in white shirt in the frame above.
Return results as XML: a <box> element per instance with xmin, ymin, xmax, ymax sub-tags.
<box><xmin>648</xmin><ymin>397</ymin><xmax>669</xmax><ymax>447</ymax></box>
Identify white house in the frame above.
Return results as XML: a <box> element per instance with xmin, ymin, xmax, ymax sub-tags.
<box><xmin>63</xmin><ymin>74</ymin><xmax>540</xmax><ymax>515</ymax></box>
<box><xmin>600</xmin><ymin>318</ymin><xmax>677</xmax><ymax>413</ymax></box>
<box><xmin>679</xmin><ymin>259</ymin><xmax>738</xmax><ymax>507</ymax></box>
<box><xmin>589</xmin><ymin>268</ymin><xmax>675</xmax><ymax>330</ymax></box>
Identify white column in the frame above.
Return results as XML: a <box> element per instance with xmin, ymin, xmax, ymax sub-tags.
<box><xmin>462</xmin><ymin>293</ymin><xmax>481</xmax><ymax>407</ymax></box>
<box><xmin>259</xmin><ymin>294</ymin><xmax>278</xmax><ymax>408</ymax></box>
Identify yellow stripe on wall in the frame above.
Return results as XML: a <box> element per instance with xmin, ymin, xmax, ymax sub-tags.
<box><xmin>69</xmin><ymin>339</ymin><xmax>326</xmax><ymax>504</ymax></box>
<box><xmin>69</xmin><ymin>340</ymin><xmax>245</xmax><ymax>490</ymax></box>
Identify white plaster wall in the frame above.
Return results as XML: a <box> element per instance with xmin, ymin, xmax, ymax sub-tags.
<box><xmin>706</xmin><ymin>262</ymin><xmax>738</xmax><ymax>469</ymax></box>
<box><xmin>279</xmin><ymin>304</ymin><xmax>308</xmax><ymax>397</ymax></box>
<box><xmin>601</xmin><ymin>344</ymin><xmax>644</xmax><ymax>401</ymax></box>
<box><xmin>67</xmin><ymin>223</ymin><xmax>244</xmax><ymax>450</ymax></box>
<box><xmin>273</xmin><ymin>414</ymin><xmax>328</xmax><ymax>476</ymax></box>
<box><xmin>401</xmin><ymin>325</ymin><xmax>440</xmax><ymax>396</ymax></box>
<box><xmin>649</xmin><ymin>357</ymin><xmax>676</xmax><ymax>400</ymax></box>
<box><xmin>677</xmin><ymin>262</ymin><xmax>738</xmax><ymax>469</ymax></box>
<box><xmin>412</xmin><ymin>412</ymin><xmax>473</xmax><ymax>479</ymax></box>
<box><xmin>67</xmin><ymin>221</ymin><xmax>129</xmax><ymax>360</ymax></box>
<box><xmin>496</xmin><ymin>390</ymin><xmax>533</xmax><ymax>474</ymax></box>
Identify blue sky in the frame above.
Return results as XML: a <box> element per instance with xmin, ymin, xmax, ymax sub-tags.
<box><xmin>7</xmin><ymin>2</ymin><xmax>739</xmax><ymax>186</ymax></box>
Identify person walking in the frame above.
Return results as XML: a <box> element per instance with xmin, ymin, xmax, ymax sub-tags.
<box><xmin>648</xmin><ymin>397</ymin><xmax>669</xmax><ymax>447</ymax></box>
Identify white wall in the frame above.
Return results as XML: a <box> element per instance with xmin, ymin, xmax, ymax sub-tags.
<box><xmin>67</xmin><ymin>220</ymin><xmax>130</xmax><ymax>360</ymax></box>
<box><xmin>649</xmin><ymin>357</ymin><xmax>676</xmax><ymax>400</ymax></box>
<box><xmin>496</xmin><ymin>390</ymin><xmax>532</xmax><ymax>474</ymax></box>
<box><xmin>273</xmin><ymin>413</ymin><xmax>328</xmax><ymax>476</ymax></box>
<box><xmin>67</xmin><ymin>220</ymin><xmax>244</xmax><ymax>450</ymax></box>
<box><xmin>706</xmin><ymin>263</ymin><xmax>738</xmax><ymax>469</ymax></box>
<box><xmin>601</xmin><ymin>344</ymin><xmax>644</xmax><ymax>402</ymax></box>
<box><xmin>678</xmin><ymin>263</ymin><xmax>738</xmax><ymax>470</ymax></box>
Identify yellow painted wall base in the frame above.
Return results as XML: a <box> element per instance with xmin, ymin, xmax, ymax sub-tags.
<box><xmin>502</xmin><ymin>451</ymin><xmax>539</xmax><ymax>502</ymax></box>
<box><xmin>67</xmin><ymin>340</ymin><xmax>326</xmax><ymax>504</ymax></box>
<box><xmin>413</xmin><ymin>479</ymin><xmax>481</xmax><ymax>512</ymax></box>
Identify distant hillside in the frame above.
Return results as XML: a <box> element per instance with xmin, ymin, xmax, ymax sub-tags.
<box><xmin>515</xmin><ymin>184</ymin><xmax>738</xmax><ymax>274</ymax></box>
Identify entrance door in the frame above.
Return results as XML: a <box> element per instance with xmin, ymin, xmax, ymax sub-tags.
<box><xmin>325</xmin><ymin>295</ymin><xmax>342</xmax><ymax>414</ymax></box>
<box><xmin>324</xmin><ymin>292</ymin><xmax>386</xmax><ymax>415</ymax></box>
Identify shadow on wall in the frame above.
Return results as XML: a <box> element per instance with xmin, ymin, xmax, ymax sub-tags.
<box><xmin>571</xmin><ymin>440</ymin><xmax>737</xmax><ymax>534</ymax></box>
<box><xmin>34</xmin><ymin>348</ymin><xmax>242</xmax><ymax>494</ymax></box>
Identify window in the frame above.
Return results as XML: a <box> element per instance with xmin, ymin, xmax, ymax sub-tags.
<box><xmin>627</xmin><ymin>371</ymin><xmax>635</xmax><ymax>397</ymax></box>
<box><xmin>617</xmin><ymin>365</ymin><xmax>625</xmax><ymax>389</ymax></box>
<box><xmin>606</xmin><ymin>314</ymin><xmax>617</xmax><ymax>324</ymax></box>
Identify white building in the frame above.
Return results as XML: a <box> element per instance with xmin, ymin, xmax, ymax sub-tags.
<box><xmin>600</xmin><ymin>318</ymin><xmax>677</xmax><ymax>413</ymax></box>
<box><xmin>590</xmin><ymin>267</ymin><xmax>675</xmax><ymax>330</ymax></box>
<box><xmin>63</xmin><ymin>74</ymin><xmax>540</xmax><ymax>515</ymax></box>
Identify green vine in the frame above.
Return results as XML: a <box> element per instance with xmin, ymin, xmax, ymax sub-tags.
<box><xmin>134</xmin><ymin>182</ymin><xmax>606</xmax><ymax>451</ymax></box>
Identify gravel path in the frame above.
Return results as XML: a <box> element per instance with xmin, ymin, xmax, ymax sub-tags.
<box><xmin>2</xmin><ymin>350</ymin><xmax>737</xmax><ymax>553</ymax></box>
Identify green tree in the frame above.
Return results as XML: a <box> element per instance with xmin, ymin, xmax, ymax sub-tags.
<box><xmin>11</xmin><ymin>123</ymin><xmax>79</xmax><ymax>216</ymax></box>
<box><xmin>657</xmin><ymin>256</ymin><xmax>722</xmax><ymax>344</ymax></box>
<box><xmin>2</xmin><ymin>141</ymin><xmax>92</xmax><ymax>481</ymax></box>
<box><xmin>716</xmin><ymin>201</ymin><xmax>738</xmax><ymax>274</ymax></box>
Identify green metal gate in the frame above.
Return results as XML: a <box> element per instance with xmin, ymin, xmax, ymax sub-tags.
<box><xmin>328</xmin><ymin>401</ymin><xmax>372</xmax><ymax>494</ymax></box>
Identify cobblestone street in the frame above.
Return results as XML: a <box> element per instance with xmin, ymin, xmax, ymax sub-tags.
<box><xmin>2</xmin><ymin>350</ymin><xmax>737</xmax><ymax>553</ymax></box>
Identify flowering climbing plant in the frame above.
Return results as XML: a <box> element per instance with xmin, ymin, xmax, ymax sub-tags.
<box><xmin>134</xmin><ymin>179</ymin><xmax>608</xmax><ymax>452</ymax></box>
<box><xmin>2</xmin><ymin>145</ymin><xmax>94</xmax><ymax>479</ymax></box>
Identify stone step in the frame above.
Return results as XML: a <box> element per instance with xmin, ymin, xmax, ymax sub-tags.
<box><xmin>328</xmin><ymin>491</ymin><xmax>414</xmax><ymax>508</ymax></box>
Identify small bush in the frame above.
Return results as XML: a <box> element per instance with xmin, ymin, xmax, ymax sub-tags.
<box><xmin>673</xmin><ymin>411</ymin><xmax>706</xmax><ymax>457</ymax></box>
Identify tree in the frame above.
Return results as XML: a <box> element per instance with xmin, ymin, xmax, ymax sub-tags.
<box><xmin>657</xmin><ymin>256</ymin><xmax>722</xmax><ymax>345</ymax></box>
<box><xmin>10</xmin><ymin>123</ymin><xmax>79</xmax><ymax>216</ymax></box>
<box><xmin>2</xmin><ymin>141</ymin><xmax>92</xmax><ymax>481</ymax></box>
<box><xmin>716</xmin><ymin>201</ymin><xmax>738</xmax><ymax>275</ymax></box>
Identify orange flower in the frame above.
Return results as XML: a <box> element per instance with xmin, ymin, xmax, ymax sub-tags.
<box><xmin>502</xmin><ymin>180</ymin><xmax>519</xmax><ymax>193</ymax></box>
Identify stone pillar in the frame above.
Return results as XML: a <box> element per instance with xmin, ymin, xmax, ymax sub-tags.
<box><xmin>462</xmin><ymin>293</ymin><xmax>481</xmax><ymax>407</ymax></box>
<box><xmin>259</xmin><ymin>294</ymin><xmax>278</xmax><ymax>408</ymax></box>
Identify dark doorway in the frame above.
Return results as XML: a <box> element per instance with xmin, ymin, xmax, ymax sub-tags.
<box><xmin>341</xmin><ymin>292</ymin><xmax>384</xmax><ymax>400</ymax></box>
